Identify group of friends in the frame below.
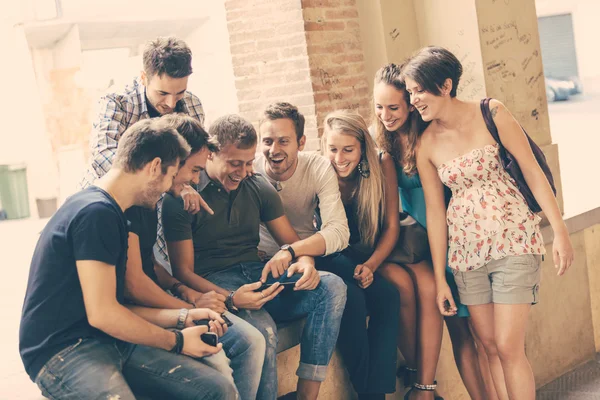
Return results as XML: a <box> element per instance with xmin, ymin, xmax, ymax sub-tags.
<box><xmin>19</xmin><ymin>36</ymin><xmax>574</xmax><ymax>400</ymax></box>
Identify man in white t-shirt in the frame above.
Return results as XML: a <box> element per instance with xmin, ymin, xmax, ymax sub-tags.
<box><xmin>254</xmin><ymin>103</ymin><xmax>400</xmax><ymax>400</ymax></box>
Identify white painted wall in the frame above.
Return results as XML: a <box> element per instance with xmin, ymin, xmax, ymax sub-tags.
<box><xmin>0</xmin><ymin>22</ymin><xmax>58</xmax><ymax>218</ymax></box>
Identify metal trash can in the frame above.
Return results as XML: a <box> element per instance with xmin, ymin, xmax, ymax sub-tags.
<box><xmin>0</xmin><ymin>164</ymin><xmax>30</xmax><ymax>220</ymax></box>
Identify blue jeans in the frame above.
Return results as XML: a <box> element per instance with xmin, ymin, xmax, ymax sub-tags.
<box><xmin>219</xmin><ymin>312</ymin><xmax>266</xmax><ymax>399</ymax></box>
<box><xmin>35</xmin><ymin>338</ymin><xmax>238</xmax><ymax>400</ymax></box>
<box><xmin>317</xmin><ymin>252</ymin><xmax>400</xmax><ymax>394</ymax></box>
<box><xmin>206</xmin><ymin>262</ymin><xmax>347</xmax><ymax>400</ymax></box>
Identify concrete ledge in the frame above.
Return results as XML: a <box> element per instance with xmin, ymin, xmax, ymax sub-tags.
<box><xmin>541</xmin><ymin>206</ymin><xmax>600</xmax><ymax>243</ymax></box>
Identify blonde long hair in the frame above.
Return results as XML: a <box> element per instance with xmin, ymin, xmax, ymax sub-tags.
<box><xmin>321</xmin><ymin>110</ymin><xmax>385</xmax><ymax>247</ymax></box>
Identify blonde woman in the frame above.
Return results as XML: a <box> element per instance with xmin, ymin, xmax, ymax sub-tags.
<box><xmin>321</xmin><ymin>110</ymin><xmax>441</xmax><ymax>400</ymax></box>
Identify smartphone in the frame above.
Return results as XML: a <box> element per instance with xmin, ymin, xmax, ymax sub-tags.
<box><xmin>201</xmin><ymin>332</ymin><xmax>219</xmax><ymax>347</ymax></box>
<box><xmin>221</xmin><ymin>313</ymin><xmax>234</xmax><ymax>327</ymax></box>
<box><xmin>193</xmin><ymin>317</ymin><xmax>233</xmax><ymax>328</ymax></box>
<box><xmin>257</xmin><ymin>273</ymin><xmax>302</xmax><ymax>291</ymax></box>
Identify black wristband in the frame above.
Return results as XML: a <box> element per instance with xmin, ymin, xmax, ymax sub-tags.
<box><xmin>280</xmin><ymin>244</ymin><xmax>296</xmax><ymax>259</ymax></box>
<box><xmin>171</xmin><ymin>282</ymin><xmax>185</xmax><ymax>293</ymax></box>
<box><xmin>170</xmin><ymin>330</ymin><xmax>184</xmax><ymax>354</ymax></box>
<box><xmin>225</xmin><ymin>291</ymin><xmax>239</xmax><ymax>313</ymax></box>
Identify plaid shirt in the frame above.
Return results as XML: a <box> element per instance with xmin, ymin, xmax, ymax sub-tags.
<box><xmin>80</xmin><ymin>77</ymin><xmax>205</xmax><ymax>266</ymax></box>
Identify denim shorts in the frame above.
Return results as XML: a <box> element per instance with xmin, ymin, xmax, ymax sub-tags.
<box><xmin>452</xmin><ymin>254</ymin><xmax>542</xmax><ymax>305</ymax></box>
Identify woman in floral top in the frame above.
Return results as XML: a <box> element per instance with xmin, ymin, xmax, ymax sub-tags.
<box><xmin>402</xmin><ymin>46</ymin><xmax>574</xmax><ymax>400</ymax></box>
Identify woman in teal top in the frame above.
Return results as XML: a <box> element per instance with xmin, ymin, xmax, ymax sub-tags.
<box><xmin>397</xmin><ymin>168</ymin><xmax>468</xmax><ymax>318</ymax></box>
<box><xmin>373</xmin><ymin>64</ymin><xmax>498</xmax><ymax>400</ymax></box>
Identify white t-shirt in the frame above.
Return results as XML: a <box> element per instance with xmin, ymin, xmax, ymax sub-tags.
<box><xmin>254</xmin><ymin>151</ymin><xmax>350</xmax><ymax>257</ymax></box>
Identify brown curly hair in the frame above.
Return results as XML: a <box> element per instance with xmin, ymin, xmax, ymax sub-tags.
<box><xmin>373</xmin><ymin>63</ymin><xmax>428</xmax><ymax>175</ymax></box>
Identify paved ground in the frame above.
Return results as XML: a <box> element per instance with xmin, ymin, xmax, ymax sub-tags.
<box><xmin>537</xmin><ymin>354</ymin><xmax>600</xmax><ymax>400</ymax></box>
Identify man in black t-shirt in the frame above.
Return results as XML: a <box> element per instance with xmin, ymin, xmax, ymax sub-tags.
<box><xmin>20</xmin><ymin>119</ymin><xmax>237</xmax><ymax>400</ymax></box>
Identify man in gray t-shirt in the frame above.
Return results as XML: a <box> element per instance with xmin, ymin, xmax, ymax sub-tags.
<box><xmin>255</xmin><ymin>103</ymin><xmax>400</xmax><ymax>398</ymax></box>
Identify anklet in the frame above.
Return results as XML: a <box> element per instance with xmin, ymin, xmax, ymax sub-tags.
<box><xmin>413</xmin><ymin>381</ymin><xmax>437</xmax><ymax>391</ymax></box>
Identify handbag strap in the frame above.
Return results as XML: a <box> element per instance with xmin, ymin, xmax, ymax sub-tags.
<box><xmin>480</xmin><ymin>97</ymin><xmax>503</xmax><ymax>147</ymax></box>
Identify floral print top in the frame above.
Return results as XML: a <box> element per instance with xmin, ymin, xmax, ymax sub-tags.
<box><xmin>438</xmin><ymin>144</ymin><xmax>545</xmax><ymax>272</ymax></box>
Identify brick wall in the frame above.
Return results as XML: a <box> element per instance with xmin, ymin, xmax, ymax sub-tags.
<box><xmin>225</xmin><ymin>0</ymin><xmax>319</xmax><ymax>148</ymax></box>
<box><xmin>302</xmin><ymin>0</ymin><xmax>371</xmax><ymax>141</ymax></box>
<box><xmin>224</xmin><ymin>0</ymin><xmax>371</xmax><ymax>150</ymax></box>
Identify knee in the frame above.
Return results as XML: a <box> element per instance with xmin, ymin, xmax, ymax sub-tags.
<box><xmin>345</xmin><ymin>283</ymin><xmax>368</xmax><ymax>314</ymax></box>
<box><xmin>380</xmin><ymin>267</ymin><xmax>415</xmax><ymax>301</ymax></box>
<box><xmin>477</xmin><ymin>335</ymin><xmax>499</xmax><ymax>359</ymax></box>
<box><xmin>246</xmin><ymin>327</ymin><xmax>267</xmax><ymax>362</ymax></box>
<box><xmin>207</xmin><ymin>376</ymin><xmax>238</xmax><ymax>400</ymax></box>
<box><xmin>319</xmin><ymin>272</ymin><xmax>347</xmax><ymax>308</ymax></box>
<box><xmin>496</xmin><ymin>337</ymin><xmax>525</xmax><ymax>363</ymax></box>
<box><xmin>235</xmin><ymin>323</ymin><xmax>267</xmax><ymax>361</ymax></box>
<box><xmin>188</xmin><ymin>372</ymin><xmax>238</xmax><ymax>400</ymax></box>
<box><xmin>244</xmin><ymin>310</ymin><xmax>278</xmax><ymax>352</ymax></box>
<box><xmin>373</xmin><ymin>279</ymin><xmax>400</xmax><ymax>313</ymax></box>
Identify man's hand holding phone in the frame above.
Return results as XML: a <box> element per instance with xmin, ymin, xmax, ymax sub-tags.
<box><xmin>232</xmin><ymin>281</ymin><xmax>284</xmax><ymax>310</ymax></box>
<box><xmin>185</xmin><ymin>308</ymin><xmax>228</xmax><ymax>336</ymax></box>
<box><xmin>181</xmin><ymin>325</ymin><xmax>223</xmax><ymax>358</ymax></box>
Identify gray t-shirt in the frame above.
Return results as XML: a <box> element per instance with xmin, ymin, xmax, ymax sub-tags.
<box><xmin>162</xmin><ymin>171</ymin><xmax>284</xmax><ymax>276</ymax></box>
<box><xmin>255</xmin><ymin>151</ymin><xmax>349</xmax><ymax>257</ymax></box>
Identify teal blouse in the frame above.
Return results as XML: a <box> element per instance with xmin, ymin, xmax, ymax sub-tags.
<box><xmin>396</xmin><ymin>165</ymin><xmax>470</xmax><ymax>317</ymax></box>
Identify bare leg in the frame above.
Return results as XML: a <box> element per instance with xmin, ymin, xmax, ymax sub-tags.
<box><xmin>402</xmin><ymin>261</ymin><xmax>444</xmax><ymax>400</ymax></box>
<box><xmin>297</xmin><ymin>379</ymin><xmax>321</xmax><ymax>400</ymax></box>
<box><xmin>468</xmin><ymin>304</ymin><xmax>509</xmax><ymax>400</ymax></box>
<box><xmin>494</xmin><ymin>304</ymin><xmax>535</xmax><ymax>400</ymax></box>
<box><xmin>379</xmin><ymin>263</ymin><xmax>417</xmax><ymax>371</ymax></box>
<box><xmin>444</xmin><ymin>316</ymin><xmax>487</xmax><ymax>400</ymax></box>
<box><xmin>469</xmin><ymin>320</ymin><xmax>500</xmax><ymax>400</ymax></box>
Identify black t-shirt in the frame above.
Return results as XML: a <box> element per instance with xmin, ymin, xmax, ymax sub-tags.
<box><xmin>19</xmin><ymin>187</ymin><xmax>129</xmax><ymax>381</ymax></box>
<box><xmin>124</xmin><ymin>205</ymin><xmax>159</xmax><ymax>283</ymax></box>
<box><xmin>146</xmin><ymin>96</ymin><xmax>161</xmax><ymax>118</ymax></box>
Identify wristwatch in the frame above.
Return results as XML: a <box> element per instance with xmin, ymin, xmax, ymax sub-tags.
<box><xmin>226</xmin><ymin>291</ymin><xmax>239</xmax><ymax>313</ymax></box>
<box><xmin>280</xmin><ymin>244</ymin><xmax>296</xmax><ymax>260</ymax></box>
<box><xmin>176</xmin><ymin>308</ymin><xmax>189</xmax><ymax>330</ymax></box>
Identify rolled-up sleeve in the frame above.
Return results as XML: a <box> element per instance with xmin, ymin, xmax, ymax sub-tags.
<box><xmin>315</xmin><ymin>164</ymin><xmax>350</xmax><ymax>255</ymax></box>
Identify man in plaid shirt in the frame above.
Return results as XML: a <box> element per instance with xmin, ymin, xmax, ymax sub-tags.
<box><xmin>80</xmin><ymin>36</ymin><xmax>212</xmax><ymax>267</ymax></box>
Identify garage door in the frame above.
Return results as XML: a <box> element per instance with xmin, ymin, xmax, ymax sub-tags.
<box><xmin>538</xmin><ymin>13</ymin><xmax>579</xmax><ymax>78</ymax></box>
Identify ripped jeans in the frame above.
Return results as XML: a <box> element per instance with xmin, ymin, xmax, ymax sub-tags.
<box><xmin>35</xmin><ymin>337</ymin><xmax>238</xmax><ymax>400</ymax></box>
<box><xmin>206</xmin><ymin>262</ymin><xmax>347</xmax><ymax>400</ymax></box>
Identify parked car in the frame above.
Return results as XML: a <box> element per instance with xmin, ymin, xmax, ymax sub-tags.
<box><xmin>546</xmin><ymin>77</ymin><xmax>571</xmax><ymax>102</ymax></box>
<box><xmin>559</xmin><ymin>75</ymin><xmax>584</xmax><ymax>95</ymax></box>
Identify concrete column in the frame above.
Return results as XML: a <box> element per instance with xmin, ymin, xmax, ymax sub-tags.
<box><xmin>357</xmin><ymin>0</ymin><xmax>563</xmax><ymax>213</ymax></box>
<box><xmin>224</xmin><ymin>0</ymin><xmax>318</xmax><ymax>147</ymax></box>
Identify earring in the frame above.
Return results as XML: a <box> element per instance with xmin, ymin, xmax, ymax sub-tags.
<box><xmin>357</xmin><ymin>159</ymin><xmax>370</xmax><ymax>178</ymax></box>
